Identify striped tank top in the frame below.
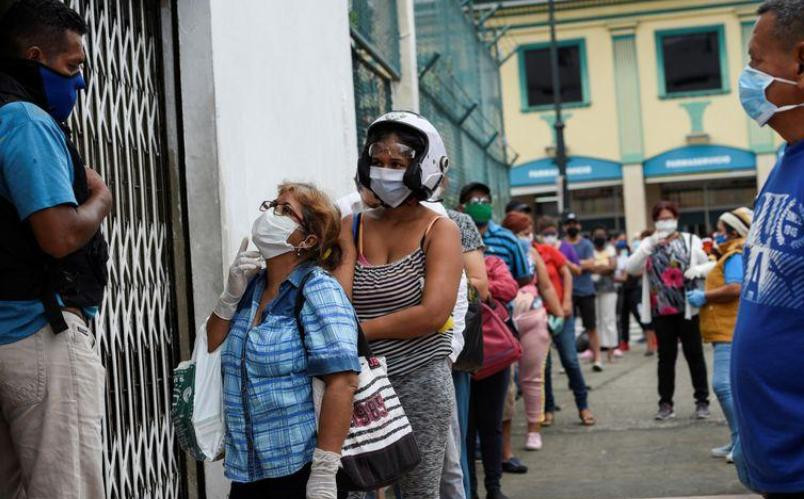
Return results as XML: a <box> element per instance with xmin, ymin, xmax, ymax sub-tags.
<box><xmin>352</xmin><ymin>215</ymin><xmax>453</xmax><ymax>377</ymax></box>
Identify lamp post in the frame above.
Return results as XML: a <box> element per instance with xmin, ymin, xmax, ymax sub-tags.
<box><xmin>548</xmin><ymin>0</ymin><xmax>570</xmax><ymax>213</ymax></box>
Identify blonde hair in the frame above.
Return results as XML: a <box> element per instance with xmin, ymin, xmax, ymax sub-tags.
<box><xmin>277</xmin><ymin>182</ymin><xmax>342</xmax><ymax>271</ymax></box>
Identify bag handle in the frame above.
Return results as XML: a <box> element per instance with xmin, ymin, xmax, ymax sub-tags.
<box><xmin>294</xmin><ymin>267</ymin><xmax>373</xmax><ymax>358</ymax></box>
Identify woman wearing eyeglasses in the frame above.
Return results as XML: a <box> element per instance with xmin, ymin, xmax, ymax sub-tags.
<box><xmin>334</xmin><ymin>111</ymin><xmax>463</xmax><ymax>498</ymax></box>
<box><xmin>206</xmin><ymin>183</ymin><xmax>361</xmax><ymax>499</ymax></box>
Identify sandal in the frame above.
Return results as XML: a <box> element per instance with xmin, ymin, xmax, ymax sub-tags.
<box><xmin>542</xmin><ymin>411</ymin><xmax>554</xmax><ymax>427</ymax></box>
<box><xmin>579</xmin><ymin>408</ymin><xmax>596</xmax><ymax>426</ymax></box>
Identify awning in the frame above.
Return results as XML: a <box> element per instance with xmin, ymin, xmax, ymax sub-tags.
<box><xmin>510</xmin><ymin>155</ymin><xmax>623</xmax><ymax>187</ymax></box>
<box><xmin>643</xmin><ymin>144</ymin><xmax>755</xmax><ymax>178</ymax></box>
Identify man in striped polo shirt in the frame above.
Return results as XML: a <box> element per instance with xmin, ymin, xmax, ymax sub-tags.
<box><xmin>459</xmin><ymin>182</ymin><xmax>532</xmax><ymax>286</ymax></box>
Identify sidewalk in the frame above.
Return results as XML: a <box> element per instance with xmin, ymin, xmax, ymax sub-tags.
<box><xmin>493</xmin><ymin>342</ymin><xmax>754</xmax><ymax>498</ymax></box>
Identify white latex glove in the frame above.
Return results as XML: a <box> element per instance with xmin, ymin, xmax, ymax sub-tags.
<box><xmin>306</xmin><ymin>448</ymin><xmax>340</xmax><ymax>499</ymax></box>
<box><xmin>684</xmin><ymin>261</ymin><xmax>716</xmax><ymax>280</ymax></box>
<box><xmin>636</xmin><ymin>233</ymin><xmax>659</xmax><ymax>256</ymax></box>
<box><xmin>213</xmin><ymin>237</ymin><xmax>262</xmax><ymax>320</ymax></box>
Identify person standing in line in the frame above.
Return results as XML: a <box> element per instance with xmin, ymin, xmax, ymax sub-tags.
<box><xmin>439</xmin><ymin>203</ymin><xmax>488</xmax><ymax>499</ymax></box>
<box><xmin>425</xmin><ymin>177</ymin><xmax>488</xmax><ymax>499</ymax></box>
<box><xmin>464</xmin><ymin>254</ymin><xmax>519</xmax><ymax>499</ymax></box>
<box><xmin>626</xmin><ymin>201</ymin><xmax>711</xmax><ymax>421</ymax></box>
<box><xmin>562</xmin><ymin>213</ymin><xmax>603</xmax><ymax>371</ymax></box>
<box><xmin>0</xmin><ymin>2</ymin><xmax>112</xmax><ymax>497</ymax></box>
<box><xmin>336</xmin><ymin>111</ymin><xmax>463</xmax><ymax>498</ymax></box>
<box><xmin>207</xmin><ymin>184</ymin><xmax>360</xmax><ymax>499</ymax></box>
<box><xmin>591</xmin><ymin>227</ymin><xmax>619</xmax><ymax>365</ymax></box>
<box><xmin>614</xmin><ymin>236</ymin><xmax>631</xmax><ymax>352</ymax></box>
<box><xmin>731</xmin><ymin>2</ymin><xmax>804</xmax><ymax>493</ymax></box>
<box><xmin>686</xmin><ymin>207</ymin><xmax>752</xmax><ymax>464</ymax></box>
<box><xmin>501</xmin><ymin>211</ymin><xmax>564</xmax><ymax>452</ymax></box>
<box><xmin>458</xmin><ymin>182</ymin><xmax>532</xmax><ymax>477</ymax></box>
<box><xmin>537</xmin><ymin>216</ymin><xmax>595</xmax><ymax>427</ymax></box>
<box><xmin>618</xmin><ymin>233</ymin><xmax>658</xmax><ymax>356</ymax></box>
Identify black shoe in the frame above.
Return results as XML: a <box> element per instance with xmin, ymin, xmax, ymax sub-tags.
<box><xmin>486</xmin><ymin>489</ymin><xmax>510</xmax><ymax>499</ymax></box>
<box><xmin>696</xmin><ymin>402</ymin><xmax>711</xmax><ymax>419</ymax></box>
<box><xmin>501</xmin><ymin>457</ymin><xmax>528</xmax><ymax>474</ymax></box>
<box><xmin>655</xmin><ymin>402</ymin><xmax>675</xmax><ymax>421</ymax></box>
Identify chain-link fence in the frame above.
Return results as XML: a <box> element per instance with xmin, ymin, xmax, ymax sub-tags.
<box><xmin>415</xmin><ymin>0</ymin><xmax>512</xmax><ymax>217</ymax></box>
<box><xmin>350</xmin><ymin>0</ymin><xmax>399</xmax><ymax>146</ymax></box>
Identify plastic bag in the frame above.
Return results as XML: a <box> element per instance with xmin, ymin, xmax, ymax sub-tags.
<box><xmin>171</xmin><ymin>319</ymin><xmax>225</xmax><ymax>461</ymax></box>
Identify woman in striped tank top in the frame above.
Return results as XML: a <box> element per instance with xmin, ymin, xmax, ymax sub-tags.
<box><xmin>335</xmin><ymin>112</ymin><xmax>463</xmax><ymax>498</ymax></box>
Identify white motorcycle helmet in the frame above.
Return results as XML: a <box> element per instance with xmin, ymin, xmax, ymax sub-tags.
<box><xmin>357</xmin><ymin>110</ymin><xmax>449</xmax><ymax>203</ymax></box>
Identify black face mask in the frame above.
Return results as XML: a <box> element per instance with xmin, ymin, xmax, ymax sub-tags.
<box><xmin>593</xmin><ymin>237</ymin><xmax>606</xmax><ymax>248</ymax></box>
<box><xmin>566</xmin><ymin>227</ymin><xmax>580</xmax><ymax>238</ymax></box>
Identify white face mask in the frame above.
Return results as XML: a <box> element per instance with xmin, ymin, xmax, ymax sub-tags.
<box><xmin>369</xmin><ymin>167</ymin><xmax>413</xmax><ymax>208</ymax></box>
<box><xmin>519</xmin><ymin>234</ymin><xmax>534</xmax><ymax>244</ymax></box>
<box><xmin>655</xmin><ymin>219</ymin><xmax>678</xmax><ymax>238</ymax></box>
<box><xmin>251</xmin><ymin>210</ymin><xmax>301</xmax><ymax>260</ymax></box>
<box><xmin>542</xmin><ymin>235</ymin><xmax>558</xmax><ymax>246</ymax></box>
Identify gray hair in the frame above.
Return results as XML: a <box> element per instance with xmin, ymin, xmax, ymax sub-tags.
<box><xmin>758</xmin><ymin>0</ymin><xmax>804</xmax><ymax>48</ymax></box>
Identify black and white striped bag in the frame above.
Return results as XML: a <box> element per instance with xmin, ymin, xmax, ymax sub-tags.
<box><xmin>295</xmin><ymin>270</ymin><xmax>420</xmax><ymax>491</ymax></box>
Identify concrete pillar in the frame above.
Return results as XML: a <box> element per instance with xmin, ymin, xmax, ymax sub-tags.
<box><xmin>622</xmin><ymin>163</ymin><xmax>647</xmax><ymax>238</ymax></box>
<box><xmin>756</xmin><ymin>152</ymin><xmax>776</xmax><ymax>191</ymax></box>
<box><xmin>392</xmin><ymin>0</ymin><xmax>419</xmax><ymax>112</ymax></box>
<box><xmin>644</xmin><ymin>183</ymin><xmax>662</xmax><ymax>229</ymax></box>
<box><xmin>176</xmin><ymin>0</ymin><xmax>360</xmax><ymax>496</ymax></box>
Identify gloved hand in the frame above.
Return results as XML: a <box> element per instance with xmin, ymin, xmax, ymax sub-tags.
<box><xmin>684</xmin><ymin>261</ymin><xmax>716</xmax><ymax>280</ymax></box>
<box><xmin>306</xmin><ymin>448</ymin><xmax>340</xmax><ymax>499</ymax></box>
<box><xmin>686</xmin><ymin>289</ymin><xmax>707</xmax><ymax>308</ymax></box>
<box><xmin>547</xmin><ymin>315</ymin><xmax>565</xmax><ymax>335</ymax></box>
<box><xmin>213</xmin><ymin>237</ymin><xmax>263</xmax><ymax>320</ymax></box>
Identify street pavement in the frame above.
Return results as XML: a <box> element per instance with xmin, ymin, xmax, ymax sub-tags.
<box><xmin>492</xmin><ymin>339</ymin><xmax>758</xmax><ymax>499</ymax></box>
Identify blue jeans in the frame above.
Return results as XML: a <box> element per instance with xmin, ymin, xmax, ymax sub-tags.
<box><xmin>712</xmin><ymin>342</ymin><xmax>737</xmax><ymax>449</ymax></box>
<box><xmin>545</xmin><ymin>316</ymin><xmax>588</xmax><ymax>412</ymax></box>
<box><xmin>453</xmin><ymin>370</ymin><xmax>471</xmax><ymax>498</ymax></box>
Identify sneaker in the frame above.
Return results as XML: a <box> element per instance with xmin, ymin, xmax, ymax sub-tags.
<box><xmin>501</xmin><ymin>457</ymin><xmax>528</xmax><ymax>474</ymax></box>
<box><xmin>525</xmin><ymin>432</ymin><xmax>543</xmax><ymax>451</ymax></box>
<box><xmin>696</xmin><ymin>402</ymin><xmax>711</xmax><ymax>419</ymax></box>
<box><xmin>711</xmin><ymin>444</ymin><xmax>732</xmax><ymax>458</ymax></box>
<box><xmin>618</xmin><ymin>341</ymin><xmax>630</xmax><ymax>352</ymax></box>
<box><xmin>613</xmin><ymin>348</ymin><xmax>624</xmax><ymax>358</ymax></box>
<box><xmin>726</xmin><ymin>450</ymin><xmax>734</xmax><ymax>464</ymax></box>
<box><xmin>655</xmin><ymin>403</ymin><xmax>675</xmax><ymax>421</ymax></box>
<box><xmin>644</xmin><ymin>349</ymin><xmax>655</xmax><ymax>357</ymax></box>
<box><xmin>592</xmin><ymin>362</ymin><xmax>603</xmax><ymax>372</ymax></box>
<box><xmin>580</xmin><ymin>349</ymin><xmax>594</xmax><ymax>361</ymax></box>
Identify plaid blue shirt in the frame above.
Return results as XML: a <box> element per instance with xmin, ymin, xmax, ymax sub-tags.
<box><xmin>221</xmin><ymin>264</ymin><xmax>361</xmax><ymax>482</ymax></box>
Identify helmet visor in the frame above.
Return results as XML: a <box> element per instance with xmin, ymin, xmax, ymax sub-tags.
<box><xmin>368</xmin><ymin>142</ymin><xmax>417</xmax><ymax>169</ymax></box>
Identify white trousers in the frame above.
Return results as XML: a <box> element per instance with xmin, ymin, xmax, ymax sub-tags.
<box><xmin>595</xmin><ymin>291</ymin><xmax>619</xmax><ymax>348</ymax></box>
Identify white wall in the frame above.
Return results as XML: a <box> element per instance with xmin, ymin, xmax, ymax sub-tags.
<box><xmin>177</xmin><ymin>1</ymin><xmax>359</xmax><ymax>497</ymax></box>
<box><xmin>209</xmin><ymin>0</ymin><xmax>359</xmax><ymax>271</ymax></box>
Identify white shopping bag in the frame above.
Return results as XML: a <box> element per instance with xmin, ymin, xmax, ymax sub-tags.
<box><xmin>172</xmin><ymin>319</ymin><xmax>225</xmax><ymax>461</ymax></box>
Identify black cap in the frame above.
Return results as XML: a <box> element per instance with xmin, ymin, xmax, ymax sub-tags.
<box><xmin>562</xmin><ymin>212</ymin><xmax>579</xmax><ymax>224</ymax></box>
<box><xmin>459</xmin><ymin>182</ymin><xmax>491</xmax><ymax>204</ymax></box>
<box><xmin>505</xmin><ymin>200</ymin><xmax>531</xmax><ymax>214</ymax></box>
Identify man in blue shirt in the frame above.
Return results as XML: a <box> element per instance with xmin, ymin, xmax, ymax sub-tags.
<box><xmin>0</xmin><ymin>2</ymin><xmax>111</xmax><ymax>497</ymax></box>
<box><xmin>732</xmin><ymin>1</ymin><xmax>804</xmax><ymax>494</ymax></box>
<box><xmin>459</xmin><ymin>182</ymin><xmax>532</xmax><ymax>480</ymax></box>
<box><xmin>460</xmin><ymin>183</ymin><xmax>532</xmax><ymax>286</ymax></box>
<box><xmin>563</xmin><ymin>212</ymin><xmax>604</xmax><ymax>372</ymax></box>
